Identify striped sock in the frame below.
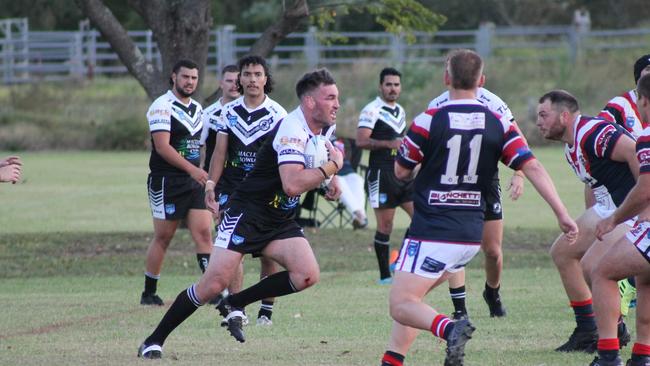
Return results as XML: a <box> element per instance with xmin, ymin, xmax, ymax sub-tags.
<box><xmin>381</xmin><ymin>351</ymin><xmax>405</xmax><ymax>366</ymax></box>
<box><xmin>258</xmin><ymin>300</ymin><xmax>274</xmax><ymax>319</ymax></box>
<box><xmin>570</xmin><ymin>299</ymin><xmax>596</xmax><ymax>331</ymax></box>
<box><xmin>144</xmin><ymin>272</ymin><xmax>160</xmax><ymax>294</ymax></box>
<box><xmin>597</xmin><ymin>338</ymin><xmax>619</xmax><ymax>361</ymax></box>
<box><xmin>430</xmin><ymin>314</ymin><xmax>453</xmax><ymax>340</ymax></box>
<box><xmin>449</xmin><ymin>286</ymin><xmax>467</xmax><ymax>314</ymax></box>
<box><xmin>145</xmin><ymin>284</ymin><xmax>202</xmax><ymax>346</ymax></box>
<box><xmin>632</xmin><ymin>343</ymin><xmax>650</xmax><ymax>361</ymax></box>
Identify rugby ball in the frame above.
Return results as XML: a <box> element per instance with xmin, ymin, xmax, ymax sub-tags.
<box><xmin>304</xmin><ymin>135</ymin><xmax>332</xmax><ymax>187</ymax></box>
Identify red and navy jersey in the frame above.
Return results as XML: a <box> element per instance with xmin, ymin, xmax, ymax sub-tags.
<box><xmin>147</xmin><ymin>90</ymin><xmax>203</xmax><ymax>177</ymax></box>
<box><xmin>598</xmin><ymin>89</ymin><xmax>648</xmax><ymax>138</ymax></box>
<box><xmin>564</xmin><ymin>115</ymin><xmax>635</xmax><ymax>209</ymax></box>
<box><xmin>397</xmin><ymin>99</ymin><xmax>533</xmax><ymax>244</ymax></box>
<box><xmin>215</xmin><ymin>95</ymin><xmax>287</xmax><ymax>195</ymax></box>
<box><xmin>635</xmin><ymin>127</ymin><xmax>650</xmax><ymax>175</ymax></box>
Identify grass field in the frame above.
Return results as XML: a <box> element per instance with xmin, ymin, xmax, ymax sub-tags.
<box><xmin>0</xmin><ymin>149</ymin><xmax>636</xmax><ymax>366</ymax></box>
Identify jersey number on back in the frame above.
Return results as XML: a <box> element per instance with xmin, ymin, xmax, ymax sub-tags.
<box><xmin>440</xmin><ymin>134</ymin><xmax>482</xmax><ymax>185</ymax></box>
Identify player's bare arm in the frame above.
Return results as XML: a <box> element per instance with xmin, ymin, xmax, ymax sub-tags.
<box><xmin>205</xmin><ymin>132</ymin><xmax>229</xmax><ymax>214</ymax></box>
<box><xmin>520</xmin><ymin>158</ymin><xmax>578</xmax><ymax>242</ymax></box>
<box><xmin>152</xmin><ymin>131</ymin><xmax>208</xmax><ymax>185</ymax></box>
<box><xmin>356</xmin><ymin>127</ymin><xmax>402</xmax><ymax>150</ymax></box>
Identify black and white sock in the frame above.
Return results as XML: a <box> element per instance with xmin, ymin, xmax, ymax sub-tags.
<box><xmin>228</xmin><ymin>271</ymin><xmax>297</xmax><ymax>309</ymax></box>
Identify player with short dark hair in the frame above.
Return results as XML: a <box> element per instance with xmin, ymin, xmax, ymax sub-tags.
<box><xmin>204</xmin><ymin>56</ymin><xmax>287</xmax><ymax>326</ymax></box>
<box><xmin>429</xmin><ymin>74</ymin><xmax>526</xmax><ymax>320</ymax></box>
<box><xmin>141</xmin><ymin>59</ymin><xmax>213</xmax><ymax>306</ymax></box>
<box><xmin>356</xmin><ymin>67</ymin><xmax>413</xmax><ymax>284</ymax></box>
<box><xmin>200</xmin><ymin>64</ymin><xmax>240</xmax><ymax>173</ymax></box>
<box><xmin>379</xmin><ymin>49</ymin><xmax>578</xmax><ymax>366</ymax></box>
<box><xmin>536</xmin><ymin>89</ymin><xmax>638</xmax><ymax>354</ymax></box>
<box><xmin>591</xmin><ymin>73</ymin><xmax>650</xmax><ymax>366</ymax></box>
<box><xmin>138</xmin><ymin>68</ymin><xmax>344</xmax><ymax>359</ymax></box>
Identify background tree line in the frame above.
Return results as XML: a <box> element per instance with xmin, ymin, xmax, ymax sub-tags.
<box><xmin>4</xmin><ymin>0</ymin><xmax>650</xmax><ymax>31</ymax></box>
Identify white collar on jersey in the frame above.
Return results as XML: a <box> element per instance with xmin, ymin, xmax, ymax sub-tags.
<box><xmin>375</xmin><ymin>96</ymin><xmax>401</xmax><ymax>109</ymax></box>
<box><xmin>443</xmin><ymin>99</ymin><xmax>484</xmax><ymax>106</ymax></box>
<box><xmin>239</xmin><ymin>94</ymin><xmax>271</xmax><ymax>112</ymax></box>
<box><xmin>166</xmin><ymin>90</ymin><xmax>194</xmax><ymax>107</ymax></box>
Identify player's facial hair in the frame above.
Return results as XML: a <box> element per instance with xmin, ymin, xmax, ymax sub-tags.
<box><xmin>175</xmin><ymin>83</ymin><xmax>194</xmax><ymax>98</ymax></box>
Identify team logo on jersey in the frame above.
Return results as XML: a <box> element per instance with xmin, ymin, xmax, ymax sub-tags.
<box><xmin>429</xmin><ymin>190</ymin><xmax>481</xmax><ymax>207</ymax></box>
<box><xmin>258</xmin><ymin>117</ymin><xmax>273</xmax><ymax>131</ymax></box>
<box><xmin>232</xmin><ymin>234</ymin><xmax>245</xmax><ymax>245</ymax></box>
<box><xmin>407</xmin><ymin>240</ymin><xmax>420</xmax><ymax>256</ymax></box>
<box><xmin>227</xmin><ymin>112</ymin><xmax>238</xmax><ymax>127</ymax></box>
<box><xmin>630</xmin><ymin>223</ymin><xmax>646</xmax><ymax>237</ymax></box>
<box><xmin>218</xmin><ymin>193</ymin><xmax>229</xmax><ymax>206</ymax></box>
<box><xmin>626</xmin><ymin>117</ymin><xmax>636</xmax><ymax>128</ymax></box>
<box><xmin>421</xmin><ymin>257</ymin><xmax>446</xmax><ymax>274</ymax></box>
<box><xmin>165</xmin><ymin>204</ymin><xmax>176</xmax><ymax>215</ymax></box>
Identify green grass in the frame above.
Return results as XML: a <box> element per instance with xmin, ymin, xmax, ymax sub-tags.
<box><xmin>0</xmin><ymin>238</ymin><xmax>637</xmax><ymax>366</ymax></box>
<box><xmin>0</xmin><ymin>150</ymin><xmax>626</xmax><ymax>365</ymax></box>
<box><xmin>0</xmin><ymin>147</ymin><xmax>581</xmax><ymax>234</ymax></box>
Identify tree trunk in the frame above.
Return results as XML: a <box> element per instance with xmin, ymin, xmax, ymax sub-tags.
<box><xmin>76</xmin><ymin>0</ymin><xmax>212</xmax><ymax>100</ymax></box>
<box><xmin>249</xmin><ymin>0</ymin><xmax>309</xmax><ymax>57</ymax></box>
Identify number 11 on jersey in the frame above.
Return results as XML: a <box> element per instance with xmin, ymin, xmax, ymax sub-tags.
<box><xmin>440</xmin><ymin>134</ymin><xmax>482</xmax><ymax>185</ymax></box>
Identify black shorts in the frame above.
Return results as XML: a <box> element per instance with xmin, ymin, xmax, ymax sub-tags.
<box><xmin>214</xmin><ymin>204</ymin><xmax>305</xmax><ymax>255</ymax></box>
<box><xmin>365</xmin><ymin>166</ymin><xmax>413</xmax><ymax>209</ymax></box>
<box><xmin>147</xmin><ymin>174</ymin><xmax>206</xmax><ymax>220</ymax></box>
<box><xmin>483</xmin><ymin>178</ymin><xmax>503</xmax><ymax>221</ymax></box>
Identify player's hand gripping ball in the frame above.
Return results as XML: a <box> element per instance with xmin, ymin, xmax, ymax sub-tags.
<box><xmin>304</xmin><ymin>135</ymin><xmax>332</xmax><ymax>188</ymax></box>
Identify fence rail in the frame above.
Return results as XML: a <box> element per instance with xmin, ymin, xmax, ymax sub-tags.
<box><xmin>1</xmin><ymin>18</ymin><xmax>650</xmax><ymax>84</ymax></box>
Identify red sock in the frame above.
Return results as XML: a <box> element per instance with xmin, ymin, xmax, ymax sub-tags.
<box><xmin>633</xmin><ymin>343</ymin><xmax>650</xmax><ymax>356</ymax></box>
<box><xmin>598</xmin><ymin>338</ymin><xmax>619</xmax><ymax>351</ymax></box>
<box><xmin>381</xmin><ymin>351</ymin><xmax>404</xmax><ymax>366</ymax></box>
<box><xmin>430</xmin><ymin>314</ymin><xmax>451</xmax><ymax>339</ymax></box>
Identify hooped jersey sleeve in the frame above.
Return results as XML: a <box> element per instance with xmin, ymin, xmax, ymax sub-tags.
<box><xmin>636</xmin><ymin>128</ymin><xmax>650</xmax><ymax>174</ymax></box>
<box><xmin>146</xmin><ymin>96</ymin><xmax>172</xmax><ymax>133</ymax></box>
<box><xmin>580</xmin><ymin>122</ymin><xmax>626</xmax><ymax>160</ymax></box>
<box><xmin>397</xmin><ymin>109</ymin><xmax>436</xmax><ymax>170</ymax></box>
<box><xmin>500</xmin><ymin>121</ymin><xmax>533</xmax><ymax>170</ymax></box>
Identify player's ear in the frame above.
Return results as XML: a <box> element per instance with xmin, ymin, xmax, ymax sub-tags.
<box><xmin>478</xmin><ymin>74</ymin><xmax>486</xmax><ymax>87</ymax></box>
<box><xmin>443</xmin><ymin>69</ymin><xmax>451</xmax><ymax>86</ymax></box>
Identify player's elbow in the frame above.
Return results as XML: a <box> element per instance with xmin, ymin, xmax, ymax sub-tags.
<box><xmin>282</xmin><ymin>182</ymin><xmax>304</xmax><ymax>197</ymax></box>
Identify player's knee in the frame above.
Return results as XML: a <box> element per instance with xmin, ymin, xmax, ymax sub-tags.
<box><xmin>292</xmin><ymin>266</ymin><xmax>320</xmax><ymax>291</ymax></box>
<box><xmin>482</xmin><ymin>243</ymin><xmax>502</xmax><ymax>260</ymax></box>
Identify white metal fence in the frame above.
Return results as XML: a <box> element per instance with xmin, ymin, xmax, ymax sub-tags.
<box><xmin>1</xmin><ymin>18</ymin><xmax>649</xmax><ymax>84</ymax></box>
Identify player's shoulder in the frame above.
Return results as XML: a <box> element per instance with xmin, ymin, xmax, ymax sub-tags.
<box><xmin>222</xmin><ymin>96</ymin><xmax>244</xmax><ymax>111</ymax></box>
<box><xmin>263</xmin><ymin>96</ymin><xmax>288</xmax><ymax>117</ymax></box>
<box><xmin>148</xmin><ymin>90</ymin><xmax>175</xmax><ymax>111</ymax></box>
<box><xmin>204</xmin><ymin>99</ymin><xmax>224</xmax><ymax>115</ymax></box>
<box><xmin>428</xmin><ymin>90</ymin><xmax>450</xmax><ymax>109</ymax></box>
<box><xmin>361</xmin><ymin>97</ymin><xmax>383</xmax><ymax>113</ymax></box>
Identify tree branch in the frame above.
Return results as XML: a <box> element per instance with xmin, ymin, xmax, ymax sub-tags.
<box><xmin>75</xmin><ymin>0</ymin><xmax>164</xmax><ymax>99</ymax></box>
<box><xmin>249</xmin><ymin>0</ymin><xmax>310</xmax><ymax>57</ymax></box>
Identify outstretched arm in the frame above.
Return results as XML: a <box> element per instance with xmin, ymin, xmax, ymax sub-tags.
<box><xmin>520</xmin><ymin>159</ymin><xmax>578</xmax><ymax>242</ymax></box>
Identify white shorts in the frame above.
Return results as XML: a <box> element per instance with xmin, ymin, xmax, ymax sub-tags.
<box><xmin>592</xmin><ymin>204</ymin><xmax>637</xmax><ymax>227</ymax></box>
<box><xmin>394</xmin><ymin>239</ymin><xmax>481</xmax><ymax>279</ymax></box>
<box><xmin>625</xmin><ymin>222</ymin><xmax>650</xmax><ymax>263</ymax></box>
